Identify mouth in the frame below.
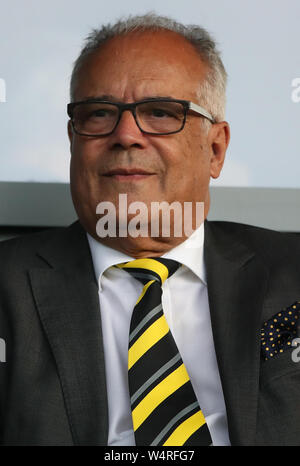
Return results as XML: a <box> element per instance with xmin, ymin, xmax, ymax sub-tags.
<box><xmin>102</xmin><ymin>168</ymin><xmax>155</xmax><ymax>181</ymax></box>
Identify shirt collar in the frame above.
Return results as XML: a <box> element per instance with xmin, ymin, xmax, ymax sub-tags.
<box><xmin>87</xmin><ymin>222</ymin><xmax>206</xmax><ymax>291</ymax></box>
<box><xmin>87</xmin><ymin>235</ymin><xmax>135</xmax><ymax>291</ymax></box>
<box><xmin>161</xmin><ymin>222</ymin><xmax>206</xmax><ymax>285</ymax></box>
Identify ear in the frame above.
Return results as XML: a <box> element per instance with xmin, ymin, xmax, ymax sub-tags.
<box><xmin>208</xmin><ymin>121</ymin><xmax>230</xmax><ymax>179</ymax></box>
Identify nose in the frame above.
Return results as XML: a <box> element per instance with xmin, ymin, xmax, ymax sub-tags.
<box><xmin>108</xmin><ymin>109</ymin><xmax>146</xmax><ymax>150</ymax></box>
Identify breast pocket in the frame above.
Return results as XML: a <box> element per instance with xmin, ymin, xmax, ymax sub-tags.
<box><xmin>260</xmin><ymin>344</ymin><xmax>300</xmax><ymax>387</ymax></box>
<box><xmin>256</xmin><ymin>347</ymin><xmax>300</xmax><ymax>445</ymax></box>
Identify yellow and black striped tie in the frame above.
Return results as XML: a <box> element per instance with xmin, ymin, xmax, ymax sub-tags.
<box><xmin>115</xmin><ymin>257</ymin><xmax>212</xmax><ymax>446</ymax></box>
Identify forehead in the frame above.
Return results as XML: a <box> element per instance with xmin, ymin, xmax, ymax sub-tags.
<box><xmin>74</xmin><ymin>30</ymin><xmax>209</xmax><ymax>101</ymax></box>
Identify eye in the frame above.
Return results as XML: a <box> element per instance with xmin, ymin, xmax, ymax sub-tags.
<box><xmin>89</xmin><ymin>108</ymin><xmax>114</xmax><ymax>118</ymax></box>
<box><xmin>139</xmin><ymin>104</ymin><xmax>181</xmax><ymax>120</ymax></box>
<box><xmin>151</xmin><ymin>108</ymin><xmax>170</xmax><ymax>118</ymax></box>
<box><xmin>78</xmin><ymin>104</ymin><xmax>118</xmax><ymax>121</ymax></box>
<box><xmin>92</xmin><ymin>109</ymin><xmax>107</xmax><ymax>117</ymax></box>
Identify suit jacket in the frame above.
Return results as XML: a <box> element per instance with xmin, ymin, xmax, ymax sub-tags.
<box><xmin>0</xmin><ymin>220</ymin><xmax>299</xmax><ymax>446</ymax></box>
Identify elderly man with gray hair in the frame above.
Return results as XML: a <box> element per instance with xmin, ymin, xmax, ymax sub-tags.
<box><xmin>0</xmin><ymin>13</ymin><xmax>299</xmax><ymax>447</ymax></box>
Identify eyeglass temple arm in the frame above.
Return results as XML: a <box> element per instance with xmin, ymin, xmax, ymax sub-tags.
<box><xmin>189</xmin><ymin>102</ymin><xmax>216</xmax><ymax>123</ymax></box>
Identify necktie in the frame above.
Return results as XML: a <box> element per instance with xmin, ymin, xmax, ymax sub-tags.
<box><xmin>115</xmin><ymin>257</ymin><xmax>212</xmax><ymax>446</ymax></box>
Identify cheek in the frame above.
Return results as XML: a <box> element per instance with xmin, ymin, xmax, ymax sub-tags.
<box><xmin>173</xmin><ymin>134</ymin><xmax>211</xmax><ymax>197</ymax></box>
<box><xmin>165</xmin><ymin>133</ymin><xmax>208</xmax><ymax>177</ymax></box>
<box><xmin>185</xmin><ymin>129</ymin><xmax>211</xmax><ymax>175</ymax></box>
<box><xmin>70</xmin><ymin>140</ymin><xmax>103</xmax><ymax>205</ymax></box>
<box><xmin>70</xmin><ymin>138</ymin><xmax>86</xmax><ymax>174</ymax></box>
<box><xmin>70</xmin><ymin>138</ymin><xmax>103</xmax><ymax>177</ymax></box>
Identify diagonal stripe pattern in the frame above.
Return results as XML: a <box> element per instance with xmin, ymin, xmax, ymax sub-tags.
<box><xmin>114</xmin><ymin>257</ymin><xmax>212</xmax><ymax>446</ymax></box>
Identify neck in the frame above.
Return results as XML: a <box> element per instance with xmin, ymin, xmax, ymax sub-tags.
<box><xmin>92</xmin><ymin>234</ymin><xmax>191</xmax><ymax>258</ymax></box>
<box><xmin>84</xmin><ymin>197</ymin><xmax>209</xmax><ymax>258</ymax></box>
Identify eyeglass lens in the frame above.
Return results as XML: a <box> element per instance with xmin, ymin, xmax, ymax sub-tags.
<box><xmin>72</xmin><ymin>101</ymin><xmax>185</xmax><ymax>135</ymax></box>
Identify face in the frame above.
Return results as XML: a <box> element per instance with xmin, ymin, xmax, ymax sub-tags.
<box><xmin>69</xmin><ymin>30</ymin><xmax>230</xmax><ymax>256</ymax></box>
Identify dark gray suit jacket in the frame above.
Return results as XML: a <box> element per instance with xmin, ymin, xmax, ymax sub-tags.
<box><xmin>0</xmin><ymin>220</ymin><xmax>299</xmax><ymax>445</ymax></box>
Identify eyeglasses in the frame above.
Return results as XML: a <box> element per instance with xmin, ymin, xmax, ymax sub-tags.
<box><xmin>67</xmin><ymin>98</ymin><xmax>216</xmax><ymax>137</ymax></box>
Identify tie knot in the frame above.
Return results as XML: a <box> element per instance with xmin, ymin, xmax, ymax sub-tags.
<box><xmin>115</xmin><ymin>257</ymin><xmax>180</xmax><ymax>285</ymax></box>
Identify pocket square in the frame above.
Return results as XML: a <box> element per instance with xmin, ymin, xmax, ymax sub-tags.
<box><xmin>261</xmin><ymin>301</ymin><xmax>300</xmax><ymax>360</ymax></box>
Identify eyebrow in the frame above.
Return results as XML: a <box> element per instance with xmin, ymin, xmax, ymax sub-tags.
<box><xmin>82</xmin><ymin>94</ymin><xmax>118</xmax><ymax>102</ymax></box>
<box><xmin>81</xmin><ymin>95</ymin><xmax>176</xmax><ymax>103</ymax></box>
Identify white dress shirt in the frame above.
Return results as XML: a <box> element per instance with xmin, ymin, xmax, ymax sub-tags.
<box><xmin>87</xmin><ymin>224</ymin><xmax>230</xmax><ymax>446</ymax></box>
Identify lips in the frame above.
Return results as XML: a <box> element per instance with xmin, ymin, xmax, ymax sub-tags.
<box><xmin>102</xmin><ymin>168</ymin><xmax>155</xmax><ymax>181</ymax></box>
<box><xmin>103</xmin><ymin>168</ymin><xmax>154</xmax><ymax>176</ymax></box>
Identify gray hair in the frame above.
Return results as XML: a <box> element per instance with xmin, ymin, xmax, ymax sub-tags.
<box><xmin>70</xmin><ymin>12</ymin><xmax>227</xmax><ymax>123</ymax></box>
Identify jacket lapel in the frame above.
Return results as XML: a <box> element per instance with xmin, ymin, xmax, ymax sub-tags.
<box><xmin>204</xmin><ymin>221</ymin><xmax>269</xmax><ymax>445</ymax></box>
<box><xmin>28</xmin><ymin>222</ymin><xmax>108</xmax><ymax>445</ymax></box>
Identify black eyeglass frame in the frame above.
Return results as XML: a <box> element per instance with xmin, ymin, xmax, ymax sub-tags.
<box><xmin>67</xmin><ymin>98</ymin><xmax>216</xmax><ymax>137</ymax></box>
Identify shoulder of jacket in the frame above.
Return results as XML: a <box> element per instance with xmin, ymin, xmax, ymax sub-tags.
<box><xmin>206</xmin><ymin>220</ymin><xmax>300</xmax><ymax>261</ymax></box>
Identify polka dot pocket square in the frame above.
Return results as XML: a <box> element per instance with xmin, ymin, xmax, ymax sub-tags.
<box><xmin>261</xmin><ymin>301</ymin><xmax>300</xmax><ymax>360</ymax></box>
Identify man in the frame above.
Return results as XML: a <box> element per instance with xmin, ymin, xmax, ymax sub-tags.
<box><xmin>0</xmin><ymin>13</ymin><xmax>299</xmax><ymax>446</ymax></box>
